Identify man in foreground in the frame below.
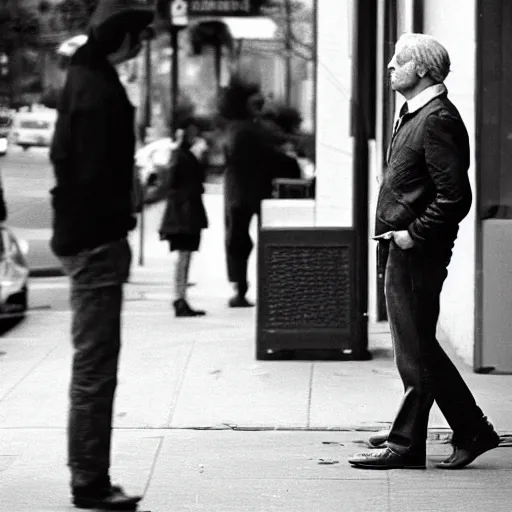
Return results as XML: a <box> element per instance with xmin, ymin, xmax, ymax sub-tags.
<box><xmin>349</xmin><ymin>33</ymin><xmax>500</xmax><ymax>470</ymax></box>
<box><xmin>50</xmin><ymin>0</ymin><xmax>153</xmax><ymax>508</ymax></box>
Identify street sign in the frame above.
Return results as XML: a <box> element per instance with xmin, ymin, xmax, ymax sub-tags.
<box><xmin>170</xmin><ymin>0</ymin><xmax>189</xmax><ymax>26</ymax></box>
<box><xmin>188</xmin><ymin>0</ymin><xmax>263</xmax><ymax>17</ymax></box>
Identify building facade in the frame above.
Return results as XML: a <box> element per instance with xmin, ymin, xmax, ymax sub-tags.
<box><xmin>315</xmin><ymin>0</ymin><xmax>511</xmax><ymax>372</ymax></box>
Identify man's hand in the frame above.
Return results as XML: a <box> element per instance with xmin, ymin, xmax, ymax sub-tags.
<box><xmin>392</xmin><ymin>230</ymin><xmax>415</xmax><ymax>250</ymax></box>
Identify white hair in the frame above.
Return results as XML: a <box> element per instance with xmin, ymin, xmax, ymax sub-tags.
<box><xmin>396</xmin><ymin>33</ymin><xmax>451</xmax><ymax>83</ymax></box>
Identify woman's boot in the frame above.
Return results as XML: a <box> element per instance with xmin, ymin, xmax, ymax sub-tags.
<box><xmin>173</xmin><ymin>298</ymin><xmax>206</xmax><ymax>317</ymax></box>
<box><xmin>174</xmin><ymin>251</ymin><xmax>205</xmax><ymax>316</ymax></box>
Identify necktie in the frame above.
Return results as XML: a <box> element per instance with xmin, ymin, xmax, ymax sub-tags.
<box><xmin>386</xmin><ymin>104</ymin><xmax>408</xmax><ymax>164</ymax></box>
<box><xmin>392</xmin><ymin>103</ymin><xmax>409</xmax><ymax>137</ymax></box>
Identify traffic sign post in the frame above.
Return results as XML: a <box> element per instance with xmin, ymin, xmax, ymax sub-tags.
<box><xmin>170</xmin><ymin>0</ymin><xmax>188</xmax><ymax>26</ymax></box>
<box><xmin>169</xmin><ymin>0</ymin><xmax>188</xmax><ymax>136</ymax></box>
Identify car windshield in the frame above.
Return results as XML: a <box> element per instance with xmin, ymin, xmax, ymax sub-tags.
<box><xmin>0</xmin><ymin>115</ymin><xmax>10</xmax><ymax>127</ymax></box>
<box><xmin>20</xmin><ymin>119</ymin><xmax>51</xmax><ymax>130</ymax></box>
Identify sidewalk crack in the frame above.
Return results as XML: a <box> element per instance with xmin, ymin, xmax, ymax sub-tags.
<box><xmin>165</xmin><ymin>341</ymin><xmax>196</xmax><ymax>427</ymax></box>
<box><xmin>306</xmin><ymin>363</ymin><xmax>314</xmax><ymax>428</ymax></box>
<box><xmin>141</xmin><ymin>435</ymin><xmax>164</xmax><ymax>498</ymax></box>
<box><xmin>0</xmin><ymin>342</ymin><xmax>61</xmax><ymax>402</ymax></box>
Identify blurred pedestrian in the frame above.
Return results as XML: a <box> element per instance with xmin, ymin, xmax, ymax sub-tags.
<box><xmin>49</xmin><ymin>0</ymin><xmax>153</xmax><ymax>509</ymax></box>
<box><xmin>159</xmin><ymin>118</ymin><xmax>209</xmax><ymax>317</ymax></box>
<box><xmin>221</xmin><ymin>76</ymin><xmax>288</xmax><ymax>307</ymax></box>
<box><xmin>348</xmin><ymin>33</ymin><xmax>499</xmax><ymax>470</ymax></box>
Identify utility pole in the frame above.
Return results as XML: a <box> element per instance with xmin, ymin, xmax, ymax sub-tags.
<box><xmin>169</xmin><ymin>0</ymin><xmax>188</xmax><ymax>136</ymax></box>
<box><xmin>138</xmin><ymin>1</ymin><xmax>154</xmax><ymax>267</ymax></box>
<box><xmin>170</xmin><ymin>25</ymin><xmax>180</xmax><ymax>136</ymax></box>
<box><xmin>143</xmin><ymin>24</ymin><xmax>153</xmax><ymax>139</ymax></box>
<box><xmin>0</xmin><ymin>52</ymin><xmax>10</xmax><ymax>108</ymax></box>
<box><xmin>284</xmin><ymin>0</ymin><xmax>292</xmax><ymax>106</ymax></box>
<box><xmin>214</xmin><ymin>43</ymin><xmax>222</xmax><ymax>100</ymax></box>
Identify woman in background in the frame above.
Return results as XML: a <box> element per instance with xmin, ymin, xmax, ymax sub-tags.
<box><xmin>159</xmin><ymin>118</ymin><xmax>208</xmax><ymax>317</ymax></box>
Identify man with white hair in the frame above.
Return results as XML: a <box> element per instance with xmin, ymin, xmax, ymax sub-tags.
<box><xmin>348</xmin><ymin>33</ymin><xmax>500</xmax><ymax>470</ymax></box>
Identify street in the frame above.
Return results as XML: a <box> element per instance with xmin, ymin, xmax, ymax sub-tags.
<box><xmin>0</xmin><ymin>145</ymin><xmax>59</xmax><ymax>274</ymax></box>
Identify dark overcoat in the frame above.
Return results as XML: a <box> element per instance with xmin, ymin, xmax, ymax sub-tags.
<box><xmin>159</xmin><ymin>147</ymin><xmax>208</xmax><ymax>238</ymax></box>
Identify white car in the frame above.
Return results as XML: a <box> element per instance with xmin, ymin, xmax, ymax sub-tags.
<box><xmin>0</xmin><ymin>136</ymin><xmax>7</xmax><ymax>156</ymax></box>
<box><xmin>0</xmin><ymin>110</ymin><xmax>11</xmax><ymax>156</ymax></box>
<box><xmin>11</xmin><ymin>110</ymin><xmax>57</xmax><ymax>150</ymax></box>
<box><xmin>0</xmin><ymin>226</ymin><xmax>29</xmax><ymax>320</ymax></box>
<box><xmin>134</xmin><ymin>137</ymin><xmax>180</xmax><ymax>205</ymax></box>
<box><xmin>135</xmin><ymin>137</ymin><xmax>174</xmax><ymax>188</ymax></box>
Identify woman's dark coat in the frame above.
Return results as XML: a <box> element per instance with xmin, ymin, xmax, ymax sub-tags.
<box><xmin>159</xmin><ymin>147</ymin><xmax>208</xmax><ymax>238</ymax></box>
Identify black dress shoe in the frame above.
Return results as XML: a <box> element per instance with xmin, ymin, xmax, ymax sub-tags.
<box><xmin>348</xmin><ymin>447</ymin><xmax>426</xmax><ymax>469</ymax></box>
<box><xmin>228</xmin><ymin>295</ymin><xmax>254</xmax><ymax>308</ymax></box>
<box><xmin>73</xmin><ymin>484</ymin><xmax>142</xmax><ymax>510</ymax></box>
<box><xmin>368</xmin><ymin>429</ymin><xmax>389</xmax><ymax>448</ymax></box>
<box><xmin>437</xmin><ymin>420</ymin><xmax>500</xmax><ymax>469</ymax></box>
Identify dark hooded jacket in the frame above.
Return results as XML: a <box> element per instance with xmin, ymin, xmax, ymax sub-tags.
<box><xmin>224</xmin><ymin>118</ymin><xmax>289</xmax><ymax>212</ymax></box>
<box><xmin>49</xmin><ymin>0</ymin><xmax>153</xmax><ymax>257</ymax></box>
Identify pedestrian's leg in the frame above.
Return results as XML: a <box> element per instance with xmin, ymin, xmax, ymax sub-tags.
<box><xmin>64</xmin><ymin>239</ymin><xmax>143</xmax><ymax>508</ymax></box>
<box><xmin>173</xmin><ymin>250</ymin><xmax>205</xmax><ymax>317</ymax></box>
<box><xmin>174</xmin><ymin>250</ymin><xmax>190</xmax><ymax>301</ymax></box>
<box><xmin>386</xmin><ymin>244</ymin><xmax>487</xmax><ymax>454</ymax></box>
<box><xmin>225</xmin><ymin>205</ymin><xmax>254</xmax><ymax>307</ymax></box>
<box><xmin>68</xmin><ymin>283</ymin><xmax>123</xmax><ymax>492</ymax></box>
<box><xmin>348</xmin><ymin>243</ymin><xmax>438</xmax><ymax>468</ymax></box>
<box><xmin>383</xmin><ymin>243</ymin><xmax>435</xmax><ymax>456</ymax></box>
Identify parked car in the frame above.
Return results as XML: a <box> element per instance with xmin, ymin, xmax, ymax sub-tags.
<box><xmin>11</xmin><ymin>110</ymin><xmax>57</xmax><ymax>150</ymax></box>
<box><xmin>0</xmin><ymin>226</ymin><xmax>29</xmax><ymax>320</ymax></box>
<box><xmin>134</xmin><ymin>137</ymin><xmax>175</xmax><ymax>204</ymax></box>
<box><xmin>0</xmin><ymin>109</ymin><xmax>12</xmax><ymax>156</ymax></box>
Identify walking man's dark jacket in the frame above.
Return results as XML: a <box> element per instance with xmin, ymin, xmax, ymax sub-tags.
<box><xmin>224</xmin><ymin>118</ymin><xmax>288</xmax><ymax>212</ymax></box>
<box><xmin>50</xmin><ymin>36</ymin><xmax>137</xmax><ymax>257</ymax></box>
<box><xmin>375</xmin><ymin>93</ymin><xmax>472</xmax><ymax>246</ymax></box>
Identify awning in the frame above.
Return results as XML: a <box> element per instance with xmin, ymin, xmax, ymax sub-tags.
<box><xmin>194</xmin><ymin>16</ymin><xmax>278</xmax><ymax>40</ymax></box>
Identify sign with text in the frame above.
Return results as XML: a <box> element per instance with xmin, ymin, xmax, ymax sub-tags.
<box><xmin>188</xmin><ymin>0</ymin><xmax>263</xmax><ymax>17</ymax></box>
<box><xmin>170</xmin><ymin>0</ymin><xmax>189</xmax><ymax>25</ymax></box>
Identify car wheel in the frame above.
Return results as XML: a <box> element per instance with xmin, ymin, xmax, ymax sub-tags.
<box><xmin>5</xmin><ymin>285</ymin><xmax>28</xmax><ymax>316</ymax></box>
<box><xmin>19</xmin><ymin>285</ymin><xmax>28</xmax><ymax>313</ymax></box>
<box><xmin>20</xmin><ymin>144</ymin><xmax>30</xmax><ymax>151</ymax></box>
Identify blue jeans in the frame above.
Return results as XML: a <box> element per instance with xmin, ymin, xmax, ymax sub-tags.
<box><xmin>59</xmin><ymin>238</ymin><xmax>131</xmax><ymax>491</ymax></box>
<box><xmin>383</xmin><ymin>240</ymin><xmax>484</xmax><ymax>455</ymax></box>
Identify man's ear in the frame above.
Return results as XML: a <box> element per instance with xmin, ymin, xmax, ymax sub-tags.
<box><xmin>416</xmin><ymin>64</ymin><xmax>428</xmax><ymax>78</ymax></box>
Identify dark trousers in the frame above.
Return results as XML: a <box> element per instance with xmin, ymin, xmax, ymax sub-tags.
<box><xmin>225</xmin><ymin>203</ymin><xmax>258</xmax><ymax>295</ymax></box>
<box><xmin>383</xmin><ymin>240</ymin><xmax>484</xmax><ymax>455</ymax></box>
<box><xmin>59</xmin><ymin>238</ymin><xmax>131</xmax><ymax>491</ymax></box>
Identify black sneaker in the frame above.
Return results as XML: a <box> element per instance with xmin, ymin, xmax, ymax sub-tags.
<box><xmin>72</xmin><ymin>484</ymin><xmax>142</xmax><ymax>510</ymax></box>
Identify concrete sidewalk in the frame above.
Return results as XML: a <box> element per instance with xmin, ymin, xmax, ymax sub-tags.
<box><xmin>1</xmin><ymin>192</ymin><xmax>512</xmax><ymax>511</ymax></box>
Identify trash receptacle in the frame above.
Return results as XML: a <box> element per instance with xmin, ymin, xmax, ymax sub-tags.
<box><xmin>272</xmin><ymin>178</ymin><xmax>315</xmax><ymax>199</ymax></box>
<box><xmin>256</xmin><ymin>198</ymin><xmax>369</xmax><ymax>360</ymax></box>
